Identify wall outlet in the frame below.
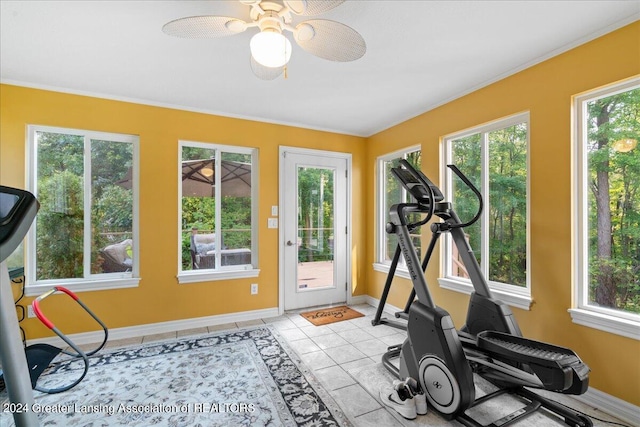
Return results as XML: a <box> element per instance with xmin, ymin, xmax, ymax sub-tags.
<box><xmin>251</xmin><ymin>283</ymin><xmax>258</xmax><ymax>295</ymax></box>
<box><xmin>267</xmin><ymin>218</ymin><xmax>278</xmax><ymax>229</ymax></box>
<box><xmin>27</xmin><ymin>305</ymin><xmax>35</xmax><ymax>318</ymax></box>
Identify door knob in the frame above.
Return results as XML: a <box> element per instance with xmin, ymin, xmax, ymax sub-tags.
<box><xmin>286</xmin><ymin>240</ymin><xmax>295</xmax><ymax>246</ymax></box>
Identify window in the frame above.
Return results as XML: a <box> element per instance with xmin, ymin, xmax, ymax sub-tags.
<box><xmin>178</xmin><ymin>141</ymin><xmax>258</xmax><ymax>283</ymax></box>
<box><xmin>572</xmin><ymin>78</ymin><xmax>640</xmax><ymax>339</ymax></box>
<box><xmin>27</xmin><ymin>125</ymin><xmax>139</xmax><ymax>293</ymax></box>
<box><xmin>374</xmin><ymin>147</ymin><xmax>421</xmax><ymax>277</ymax></box>
<box><xmin>440</xmin><ymin>113</ymin><xmax>530</xmax><ymax>309</ymax></box>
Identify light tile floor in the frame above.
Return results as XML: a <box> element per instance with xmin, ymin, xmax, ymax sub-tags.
<box><xmin>104</xmin><ymin>303</ymin><xmax>628</xmax><ymax>427</ymax></box>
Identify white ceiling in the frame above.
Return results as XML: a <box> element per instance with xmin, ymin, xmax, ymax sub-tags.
<box><xmin>1</xmin><ymin>1</ymin><xmax>638</xmax><ymax>137</ymax></box>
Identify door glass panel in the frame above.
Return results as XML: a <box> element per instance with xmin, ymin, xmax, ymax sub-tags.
<box><xmin>297</xmin><ymin>166</ymin><xmax>335</xmax><ymax>291</ymax></box>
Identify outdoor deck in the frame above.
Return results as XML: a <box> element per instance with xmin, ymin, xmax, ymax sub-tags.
<box><xmin>297</xmin><ymin>261</ymin><xmax>335</xmax><ymax>290</ymax></box>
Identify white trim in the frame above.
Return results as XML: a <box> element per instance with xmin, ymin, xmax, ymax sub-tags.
<box><xmin>438</xmin><ymin>277</ymin><xmax>533</xmax><ymax>311</ymax></box>
<box><xmin>25</xmin><ymin>307</ymin><xmax>279</xmax><ymax>347</ymax></box>
<box><xmin>568</xmin><ymin>308</ymin><xmax>640</xmax><ymax>341</ymax></box>
<box><xmin>349</xmin><ymin>295</ymin><xmax>368</xmax><ymax>306</ymax></box>
<box><xmin>442</xmin><ymin>112</ymin><xmax>530</xmax><ymax>142</ymax></box>
<box><xmin>375</xmin><ymin>145</ymin><xmax>421</xmax><ymax>268</ymax></box>
<box><xmin>278</xmin><ymin>146</ymin><xmax>353</xmax><ymax>315</ymax></box>
<box><xmin>441</xmin><ymin>112</ymin><xmax>531</xmax><ymax>299</ymax></box>
<box><xmin>24</xmin><ymin>278</ymin><xmax>140</xmax><ymax>297</ymax></box>
<box><xmin>574</xmin><ymin>386</ymin><xmax>640</xmax><ymax>427</ymax></box>
<box><xmin>572</xmin><ymin>76</ymin><xmax>640</xmax><ymax>338</ymax></box>
<box><xmin>177</xmin><ymin>141</ymin><xmax>259</xmax><ymax>277</ymax></box>
<box><xmin>365</xmin><ymin>294</ymin><xmax>404</xmax><ymax>317</ymax></box>
<box><xmin>26</xmin><ymin>125</ymin><xmax>140</xmax><ymax>290</ymax></box>
<box><xmin>177</xmin><ymin>268</ymin><xmax>260</xmax><ymax>284</ymax></box>
<box><xmin>372</xmin><ymin>262</ymin><xmax>411</xmax><ymax>281</ymax></box>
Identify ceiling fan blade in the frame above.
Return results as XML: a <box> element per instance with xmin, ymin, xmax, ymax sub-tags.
<box><xmin>162</xmin><ymin>16</ymin><xmax>247</xmax><ymax>38</ymax></box>
<box><xmin>284</xmin><ymin>0</ymin><xmax>345</xmax><ymax>16</ymax></box>
<box><xmin>294</xmin><ymin>19</ymin><xmax>365</xmax><ymax>62</ymax></box>
<box><xmin>250</xmin><ymin>56</ymin><xmax>284</xmax><ymax>80</ymax></box>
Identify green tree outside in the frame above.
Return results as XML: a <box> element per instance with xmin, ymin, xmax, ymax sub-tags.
<box><xmin>587</xmin><ymin>87</ymin><xmax>640</xmax><ymax>313</ymax></box>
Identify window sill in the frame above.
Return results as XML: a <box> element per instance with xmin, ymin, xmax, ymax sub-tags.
<box><xmin>568</xmin><ymin>308</ymin><xmax>640</xmax><ymax>340</ymax></box>
<box><xmin>178</xmin><ymin>268</ymin><xmax>260</xmax><ymax>284</ymax></box>
<box><xmin>372</xmin><ymin>262</ymin><xmax>411</xmax><ymax>280</ymax></box>
<box><xmin>438</xmin><ymin>277</ymin><xmax>533</xmax><ymax>311</ymax></box>
<box><xmin>26</xmin><ymin>277</ymin><xmax>140</xmax><ymax>297</ymax></box>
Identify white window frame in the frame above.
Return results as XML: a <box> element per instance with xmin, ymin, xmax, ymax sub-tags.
<box><xmin>26</xmin><ymin>125</ymin><xmax>140</xmax><ymax>295</ymax></box>
<box><xmin>177</xmin><ymin>140</ymin><xmax>259</xmax><ymax>284</ymax></box>
<box><xmin>373</xmin><ymin>145</ymin><xmax>421</xmax><ymax>280</ymax></box>
<box><xmin>570</xmin><ymin>77</ymin><xmax>640</xmax><ymax>340</ymax></box>
<box><xmin>438</xmin><ymin>112</ymin><xmax>532</xmax><ymax>310</ymax></box>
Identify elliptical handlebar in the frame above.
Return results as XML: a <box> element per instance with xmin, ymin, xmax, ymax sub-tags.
<box><xmin>446</xmin><ymin>164</ymin><xmax>484</xmax><ymax>229</ymax></box>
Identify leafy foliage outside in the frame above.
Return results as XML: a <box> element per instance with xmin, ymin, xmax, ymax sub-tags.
<box><xmin>297</xmin><ymin>167</ymin><xmax>335</xmax><ymax>263</ymax></box>
<box><xmin>34</xmin><ymin>131</ymin><xmax>133</xmax><ymax>280</ymax></box>
<box><xmin>180</xmin><ymin>146</ymin><xmax>253</xmax><ymax>270</ymax></box>
<box><xmin>586</xmin><ymin>87</ymin><xmax>640</xmax><ymax>313</ymax></box>
<box><xmin>451</xmin><ymin>122</ymin><xmax>528</xmax><ymax>287</ymax></box>
<box><xmin>181</xmin><ymin>196</ymin><xmax>251</xmax><ymax>270</ymax></box>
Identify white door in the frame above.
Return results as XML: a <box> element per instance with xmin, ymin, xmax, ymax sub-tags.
<box><xmin>281</xmin><ymin>149</ymin><xmax>349</xmax><ymax>310</ymax></box>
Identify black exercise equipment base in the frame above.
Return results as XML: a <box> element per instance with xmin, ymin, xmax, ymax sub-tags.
<box><xmin>384</xmin><ymin>344</ymin><xmax>591</xmax><ymax>427</ymax></box>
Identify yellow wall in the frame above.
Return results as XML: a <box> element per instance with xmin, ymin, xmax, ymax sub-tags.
<box><xmin>0</xmin><ymin>84</ymin><xmax>367</xmax><ymax>335</ymax></box>
<box><xmin>366</xmin><ymin>21</ymin><xmax>640</xmax><ymax>405</ymax></box>
<box><xmin>1</xmin><ymin>20</ymin><xmax>638</xmax><ymax>407</ymax></box>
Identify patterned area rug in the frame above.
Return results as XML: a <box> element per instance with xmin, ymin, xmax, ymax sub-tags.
<box><xmin>0</xmin><ymin>327</ymin><xmax>352</xmax><ymax>427</ymax></box>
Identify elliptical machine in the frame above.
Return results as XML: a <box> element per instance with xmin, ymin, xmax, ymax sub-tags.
<box><xmin>374</xmin><ymin>161</ymin><xmax>591</xmax><ymax>427</ymax></box>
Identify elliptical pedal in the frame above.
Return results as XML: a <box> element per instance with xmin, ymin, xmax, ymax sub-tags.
<box><xmin>478</xmin><ymin>331</ymin><xmax>590</xmax><ymax>394</ymax></box>
<box><xmin>478</xmin><ymin>331</ymin><xmax>581</xmax><ymax>368</ymax></box>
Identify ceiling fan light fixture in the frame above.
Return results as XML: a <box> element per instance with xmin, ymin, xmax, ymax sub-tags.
<box><xmin>250</xmin><ymin>30</ymin><xmax>292</xmax><ymax>68</ymax></box>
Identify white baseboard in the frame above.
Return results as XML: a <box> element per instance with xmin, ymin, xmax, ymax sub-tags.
<box><xmin>575</xmin><ymin>387</ymin><xmax>639</xmax><ymax>426</ymax></box>
<box><xmin>365</xmin><ymin>295</ymin><xmax>403</xmax><ymax>317</ymax></box>
<box><xmin>349</xmin><ymin>294</ymin><xmax>369</xmax><ymax>306</ymax></box>
<box><xmin>26</xmin><ymin>307</ymin><xmax>279</xmax><ymax>347</ymax></box>
<box><xmin>364</xmin><ymin>295</ymin><xmax>639</xmax><ymax>424</ymax></box>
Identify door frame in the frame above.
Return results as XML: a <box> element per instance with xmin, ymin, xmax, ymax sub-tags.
<box><xmin>278</xmin><ymin>146</ymin><xmax>353</xmax><ymax>314</ymax></box>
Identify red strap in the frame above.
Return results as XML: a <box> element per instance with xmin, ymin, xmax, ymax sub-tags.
<box><xmin>54</xmin><ymin>286</ymin><xmax>79</xmax><ymax>301</ymax></box>
<box><xmin>32</xmin><ymin>299</ymin><xmax>54</xmax><ymax>329</ymax></box>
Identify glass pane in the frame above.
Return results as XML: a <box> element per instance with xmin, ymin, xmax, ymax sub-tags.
<box><xmin>35</xmin><ymin>131</ymin><xmax>84</xmax><ymax>280</ymax></box>
<box><xmin>220</xmin><ymin>152</ymin><xmax>252</xmax><ymax>267</ymax></box>
<box><xmin>182</xmin><ymin>146</ymin><xmax>216</xmax><ymax>271</ymax></box>
<box><xmin>450</xmin><ymin>134</ymin><xmax>482</xmax><ymax>279</ymax></box>
<box><xmin>586</xmin><ymin>87</ymin><xmax>640</xmax><ymax>313</ymax></box>
<box><xmin>404</xmin><ymin>151</ymin><xmax>423</xmax><ymax>261</ymax></box>
<box><xmin>91</xmin><ymin>140</ymin><xmax>134</xmax><ymax>274</ymax></box>
<box><xmin>297</xmin><ymin>166</ymin><xmax>335</xmax><ymax>291</ymax></box>
<box><xmin>488</xmin><ymin>124</ymin><xmax>527</xmax><ymax>287</ymax></box>
<box><xmin>384</xmin><ymin>158</ymin><xmax>402</xmax><ymax>262</ymax></box>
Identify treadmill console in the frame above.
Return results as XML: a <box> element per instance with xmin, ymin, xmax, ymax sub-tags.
<box><xmin>0</xmin><ymin>186</ymin><xmax>39</xmax><ymax>263</ymax></box>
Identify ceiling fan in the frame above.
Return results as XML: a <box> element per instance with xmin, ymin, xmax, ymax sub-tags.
<box><xmin>162</xmin><ymin>0</ymin><xmax>366</xmax><ymax>80</ymax></box>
